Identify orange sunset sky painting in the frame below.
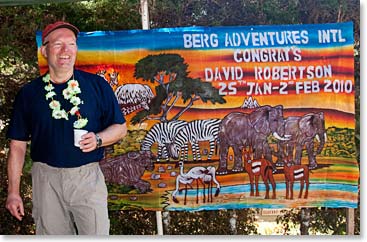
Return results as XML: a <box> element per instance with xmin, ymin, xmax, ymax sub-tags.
<box><xmin>38</xmin><ymin>45</ymin><xmax>355</xmax><ymax>131</ymax></box>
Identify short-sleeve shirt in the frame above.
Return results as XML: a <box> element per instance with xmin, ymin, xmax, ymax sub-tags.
<box><xmin>7</xmin><ymin>69</ymin><xmax>126</xmax><ymax>168</ymax></box>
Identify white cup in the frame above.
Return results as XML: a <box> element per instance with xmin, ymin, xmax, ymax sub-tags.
<box><xmin>74</xmin><ymin>129</ymin><xmax>88</xmax><ymax>147</ymax></box>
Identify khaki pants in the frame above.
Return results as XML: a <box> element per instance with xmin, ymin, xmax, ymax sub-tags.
<box><xmin>31</xmin><ymin>162</ymin><xmax>110</xmax><ymax>235</ymax></box>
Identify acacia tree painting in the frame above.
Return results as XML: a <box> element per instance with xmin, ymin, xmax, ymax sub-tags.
<box><xmin>131</xmin><ymin>53</ymin><xmax>226</xmax><ymax>124</ymax></box>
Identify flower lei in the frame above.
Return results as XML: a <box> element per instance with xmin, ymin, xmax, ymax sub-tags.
<box><xmin>43</xmin><ymin>73</ymin><xmax>88</xmax><ymax>129</ymax></box>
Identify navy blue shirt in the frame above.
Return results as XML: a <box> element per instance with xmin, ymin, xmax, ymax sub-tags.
<box><xmin>7</xmin><ymin>69</ymin><xmax>126</xmax><ymax>168</ymax></box>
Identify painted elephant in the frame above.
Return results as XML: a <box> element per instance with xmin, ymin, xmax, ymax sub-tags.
<box><xmin>217</xmin><ymin>105</ymin><xmax>289</xmax><ymax>174</ymax></box>
<box><xmin>274</xmin><ymin>112</ymin><xmax>327</xmax><ymax>169</ymax></box>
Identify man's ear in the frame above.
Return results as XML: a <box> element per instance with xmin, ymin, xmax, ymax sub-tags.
<box><xmin>40</xmin><ymin>45</ymin><xmax>47</xmax><ymax>59</ymax></box>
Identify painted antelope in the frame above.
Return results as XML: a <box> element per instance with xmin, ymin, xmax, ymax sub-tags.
<box><xmin>108</xmin><ymin>71</ymin><xmax>119</xmax><ymax>87</ymax></box>
<box><xmin>243</xmin><ymin>149</ymin><xmax>276</xmax><ymax>199</ymax></box>
<box><xmin>283</xmin><ymin>153</ymin><xmax>310</xmax><ymax>199</ymax></box>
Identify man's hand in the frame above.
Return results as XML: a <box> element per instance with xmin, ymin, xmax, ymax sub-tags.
<box><xmin>6</xmin><ymin>193</ymin><xmax>24</xmax><ymax>221</ymax></box>
<box><xmin>79</xmin><ymin>124</ymin><xmax>127</xmax><ymax>152</ymax></box>
<box><xmin>79</xmin><ymin>132</ymin><xmax>98</xmax><ymax>152</ymax></box>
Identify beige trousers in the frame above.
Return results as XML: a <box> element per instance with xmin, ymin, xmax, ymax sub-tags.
<box><xmin>31</xmin><ymin>162</ymin><xmax>110</xmax><ymax>235</ymax></box>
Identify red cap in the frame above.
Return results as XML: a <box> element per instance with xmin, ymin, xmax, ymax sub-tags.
<box><xmin>42</xmin><ymin>21</ymin><xmax>79</xmax><ymax>44</ymax></box>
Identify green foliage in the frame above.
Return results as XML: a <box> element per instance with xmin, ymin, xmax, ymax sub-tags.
<box><xmin>164</xmin><ymin>209</ymin><xmax>258</xmax><ymax>235</ymax></box>
<box><xmin>131</xmin><ymin>85</ymin><xmax>167</xmax><ymax>124</ymax></box>
<box><xmin>134</xmin><ymin>54</ymin><xmax>188</xmax><ymax>82</ymax></box>
<box><xmin>107</xmin><ymin>183</ymin><xmax>135</xmax><ymax>194</ymax></box>
<box><xmin>276</xmin><ymin>208</ymin><xmax>354</xmax><ymax>235</ymax></box>
<box><xmin>133</xmin><ymin>53</ymin><xmax>226</xmax><ymax>123</ymax></box>
<box><xmin>109</xmin><ymin>210</ymin><xmax>157</xmax><ymax>235</ymax></box>
<box><xmin>276</xmin><ymin>209</ymin><xmax>301</xmax><ymax>234</ymax></box>
<box><xmin>0</xmin><ymin>170</ymin><xmax>34</xmax><ymax>235</ymax></box>
<box><xmin>149</xmin><ymin>0</ymin><xmax>360</xmax><ymax>30</ymax></box>
<box><xmin>32</xmin><ymin>0</ymin><xmax>142</xmax><ymax>31</ymax></box>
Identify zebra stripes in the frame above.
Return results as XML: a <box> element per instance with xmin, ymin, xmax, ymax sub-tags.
<box><xmin>141</xmin><ymin>120</ymin><xmax>188</xmax><ymax>162</ymax></box>
<box><xmin>169</xmin><ymin>119</ymin><xmax>222</xmax><ymax>162</ymax></box>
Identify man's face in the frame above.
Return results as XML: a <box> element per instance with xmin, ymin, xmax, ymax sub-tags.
<box><xmin>41</xmin><ymin>28</ymin><xmax>77</xmax><ymax>73</ymax></box>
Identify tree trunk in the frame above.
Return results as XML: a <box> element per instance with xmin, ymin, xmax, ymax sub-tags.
<box><xmin>162</xmin><ymin>211</ymin><xmax>171</xmax><ymax>234</ymax></box>
<box><xmin>229</xmin><ymin>210</ymin><xmax>238</xmax><ymax>235</ymax></box>
<box><xmin>300</xmin><ymin>208</ymin><xmax>310</xmax><ymax>235</ymax></box>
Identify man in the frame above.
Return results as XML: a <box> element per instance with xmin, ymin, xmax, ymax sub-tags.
<box><xmin>5</xmin><ymin>21</ymin><xmax>127</xmax><ymax>235</ymax></box>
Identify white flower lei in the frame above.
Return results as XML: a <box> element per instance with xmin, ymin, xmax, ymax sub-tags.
<box><xmin>43</xmin><ymin>73</ymin><xmax>88</xmax><ymax>129</ymax></box>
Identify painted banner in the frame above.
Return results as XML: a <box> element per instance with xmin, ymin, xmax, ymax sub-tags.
<box><xmin>36</xmin><ymin>22</ymin><xmax>358</xmax><ymax>211</ymax></box>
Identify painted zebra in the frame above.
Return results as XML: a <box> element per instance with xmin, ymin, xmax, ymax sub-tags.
<box><xmin>168</xmin><ymin>119</ymin><xmax>222</xmax><ymax>162</ymax></box>
<box><xmin>141</xmin><ymin>120</ymin><xmax>188</xmax><ymax>162</ymax></box>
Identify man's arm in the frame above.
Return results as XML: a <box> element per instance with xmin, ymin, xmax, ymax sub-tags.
<box><xmin>6</xmin><ymin>139</ymin><xmax>27</xmax><ymax>221</ymax></box>
<box><xmin>80</xmin><ymin>123</ymin><xmax>127</xmax><ymax>152</ymax></box>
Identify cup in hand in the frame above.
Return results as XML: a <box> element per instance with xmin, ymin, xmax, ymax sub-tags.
<box><xmin>74</xmin><ymin>129</ymin><xmax>88</xmax><ymax>147</ymax></box>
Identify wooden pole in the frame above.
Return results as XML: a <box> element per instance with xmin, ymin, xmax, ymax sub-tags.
<box><xmin>140</xmin><ymin>0</ymin><xmax>150</xmax><ymax>30</ymax></box>
<box><xmin>140</xmin><ymin>0</ymin><xmax>162</xmax><ymax>235</ymax></box>
<box><xmin>346</xmin><ymin>208</ymin><xmax>355</xmax><ymax>235</ymax></box>
<box><xmin>156</xmin><ymin>210</ymin><xmax>164</xmax><ymax>235</ymax></box>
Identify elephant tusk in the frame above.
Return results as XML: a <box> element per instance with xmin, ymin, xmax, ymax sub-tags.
<box><xmin>315</xmin><ymin>134</ymin><xmax>320</xmax><ymax>142</ymax></box>
<box><xmin>316</xmin><ymin>133</ymin><xmax>327</xmax><ymax>143</ymax></box>
<box><xmin>273</xmin><ymin>132</ymin><xmax>291</xmax><ymax>141</ymax></box>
